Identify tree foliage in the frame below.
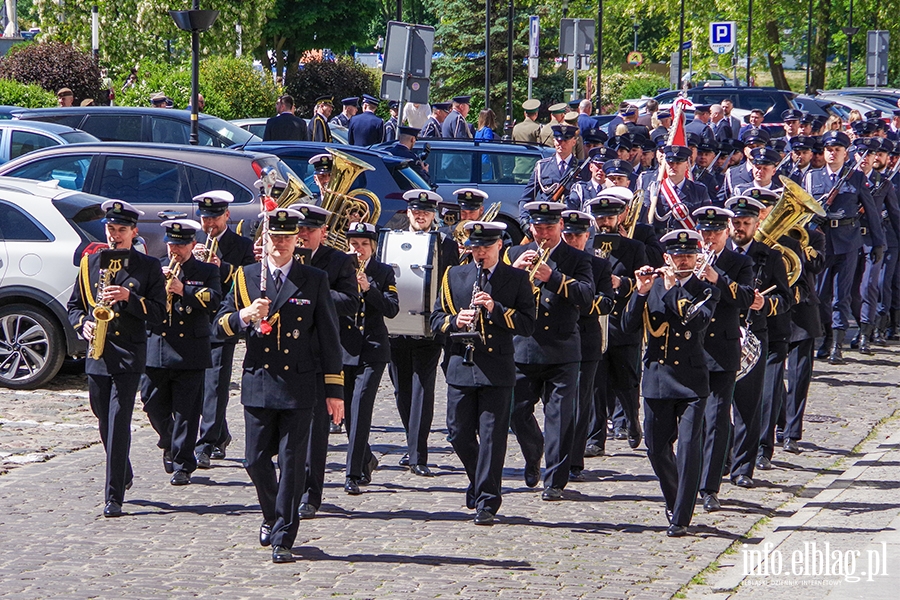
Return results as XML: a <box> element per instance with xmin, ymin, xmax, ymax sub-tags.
<box><xmin>0</xmin><ymin>41</ymin><xmax>100</xmax><ymax>102</ymax></box>
<box><xmin>0</xmin><ymin>79</ymin><xmax>57</xmax><ymax>108</ymax></box>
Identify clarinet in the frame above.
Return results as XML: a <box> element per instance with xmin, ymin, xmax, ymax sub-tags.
<box><xmin>450</xmin><ymin>260</ymin><xmax>485</xmax><ymax>366</ymax></box>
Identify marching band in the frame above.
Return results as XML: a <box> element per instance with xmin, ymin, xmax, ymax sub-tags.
<box><xmin>68</xmin><ymin>102</ymin><xmax>900</xmax><ymax>561</ymax></box>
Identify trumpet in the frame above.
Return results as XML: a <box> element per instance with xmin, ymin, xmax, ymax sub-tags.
<box><xmin>88</xmin><ymin>241</ymin><xmax>117</xmax><ymax>360</ymax></box>
<box><xmin>526</xmin><ymin>240</ymin><xmax>551</xmax><ymax>281</ymax></box>
<box><xmin>693</xmin><ymin>242</ymin><xmax>718</xmax><ymax>278</ymax></box>
<box><xmin>351</xmin><ymin>252</ymin><xmax>367</xmax><ymax>277</ymax></box>
<box><xmin>165</xmin><ymin>256</ymin><xmax>183</xmax><ymax>315</ymax></box>
<box><xmin>204</xmin><ymin>229</ymin><xmax>219</xmax><ymax>262</ymax></box>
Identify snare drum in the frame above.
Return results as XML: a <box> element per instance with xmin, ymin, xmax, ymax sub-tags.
<box><xmin>377</xmin><ymin>230</ymin><xmax>440</xmax><ymax>337</ymax></box>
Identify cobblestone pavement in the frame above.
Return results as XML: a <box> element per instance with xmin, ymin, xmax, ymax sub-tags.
<box><xmin>1</xmin><ymin>343</ymin><xmax>899</xmax><ymax>598</ymax></box>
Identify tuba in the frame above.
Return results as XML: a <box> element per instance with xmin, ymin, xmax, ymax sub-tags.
<box><xmin>319</xmin><ymin>148</ymin><xmax>381</xmax><ymax>251</ymax></box>
<box><xmin>452</xmin><ymin>201</ymin><xmax>502</xmax><ymax>259</ymax></box>
<box><xmin>754</xmin><ymin>176</ymin><xmax>826</xmax><ymax>286</ymax></box>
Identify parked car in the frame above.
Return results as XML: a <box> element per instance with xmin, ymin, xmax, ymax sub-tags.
<box><xmin>0</xmin><ymin>143</ymin><xmax>310</xmax><ymax>257</ymax></box>
<box><xmin>654</xmin><ymin>86</ymin><xmax>798</xmax><ymax>136</ymax></box>
<box><xmin>814</xmin><ymin>95</ymin><xmax>890</xmax><ymax>123</ymax></box>
<box><xmin>11</xmin><ymin>107</ymin><xmax>259</xmax><ymax>148</ymax></box>
<box><xmin>242</xmin><ymin>141</ymin><xmax>429</xmax><ymax>230</ymax></box>
<box><xmin>371</xmin><ymin>138</ymin><xmax>554</xmax><ymax>241</ymax></box>
<box><xmin>0</xmin><ymin>177</ymin><xmax>109</xmax><ymax>388</ymax></box>
<box><xmin>231</xmin><ymin>118</ymin><xmax>349</xmax><ymax>144</ymax></box>
<box><xmin>0</xmin><ymin>121</ymin><xmax>99</xmax><ymax>164</ymax></box>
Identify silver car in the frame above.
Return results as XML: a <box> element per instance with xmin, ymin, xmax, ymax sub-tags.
<box><xmin>0</xmin><ymin>121</ymin><xmax>98</xmax><ymax>164</ymax></box>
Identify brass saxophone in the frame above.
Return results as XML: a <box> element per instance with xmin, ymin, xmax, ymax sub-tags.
<box><xmin>88</xmin><ymin>241</ymin><xmax>117</xmax><ymax>360</ymax></box>
<box><xmin>165</xmin><ymin>256</ymin><xmax>183</xmax><ymax>314</ymax></box>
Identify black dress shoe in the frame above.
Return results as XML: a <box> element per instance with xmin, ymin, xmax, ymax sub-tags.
<box><xmin>666</xmin><ymin>524</ymin><xmax>688</xmax><ymax>537</ymax></box>
<box><xmin>628</xmin><ymin>427</ymin><xmax>643</xmax><ymax>449</ymax></box>
<box><xmin>210</xmin><ymin>434</ymin><xmax>231</xmax><ymax>460</ymax></box>
<box><xmin>344</xmin><ymin>477</ymin><xmax>361</xmax><ymax>495</ymax></box>
<box><xmin>272</xmin><ymin>545</ymin><xmax>295</xmax><ymax>563</ymax></box>
<box><xmin>473</xmin><ymin>509</ymin><xmax>495</xmax><ymax>526</ymax></box>
<box><xmin>524</xmin><ymin>463</ymin><xmax>541</xmax><ymax>488</ymax></box>
<box><xmin>732</xmin><ymin>475</ymin><xmax>754</xmax><ymax>488</ymax></box>
<box><xmin>755</xmin><ymin>456</ymin><xmax>773</xmax><ymax>471</ymax></box>
<box><xmin>163</xmin><ymin>450</ymin><xmax>174</xmax><ymax>474</ymax></box>
<box><xmin>360</xmin><ymin>454</ymin><xmax>379</xmax><ymax>485</ymax></box>
<box><xmin>775</xmin><ymin>429</ymin><xmax>784</xmax><ymax>444</ymax></box>
<box><xmin>170</xmin><ymin>470</ymin><xmax>191</xmax><ymax>486</ymax></box>
<box><xmin>541</xmin><ymin>486</ymin><xmax>563</xmax><ymax>501</ymax></box>
<box><xmin>196</xmin><ymin>452</ymin><xmax>211</xmax><ymax>469</ymax></box>
<box><xmin>584</xmin><ymin>443</ymin><xmax>604</xmax><ymax>457</ymax></box>
<box><xmin>614</xmin><ymin>427</ymin><xmax>628</xmax><ymax>440</ymax></box>
<box><xmin>410</xmin><ymin>464</ymin><xmax>433</xmax><ymax>477</ymax></box>
<box><xmin>568</xmin><ymin>468</ymin><xmax>585</xmax><ymax>482</ymax></box>
<box><xmin>783</xmin><ymin>438</ymin><xmax>802</xmax><ymax>454</ymax></box>
<box><xmin>298</xmin><ymin>503</ymin><xmax>316</xmax><ymax>519</ymax></box>
<box><xmin>259</xmin><ymin>521</ymin><xmax>274</xmax><ymax>547</ymax></box>
<box><xmin>103</xmin><ymin>501</ymin><xmax>122</xmax><ymax>518</ymax></box>
<box><xmin>398</xmin><ymin>453</ymin><xmax>410</xmax><ymax>466</ymax></box>
<box><xmin>703</xmin><ymin>493</ymin><xmax>721</xmax><ymax>512</ymax></box>
<box><xmin>125</xmin><ymin>479</ymin><xmax>133</xmax><ymax>491</ymax></box>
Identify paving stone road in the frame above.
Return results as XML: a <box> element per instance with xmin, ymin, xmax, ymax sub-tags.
<box><xmin>1</xmin><ymin>342</ymin><xmax>899</xmax><ymax>598</ymax></box>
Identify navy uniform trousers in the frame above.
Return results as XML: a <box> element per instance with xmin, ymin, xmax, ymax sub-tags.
<box><xmin>344</xmin><ymin>363</ymin><xmax>385</xmax><ymax>479</ymax></box>
<box><xmin>143</xmin><ymin>369</ymin><xmax>205</xmax><ymax>472</ymax></box>
<box><xmin>389</xmin><ymin>337</ymin><xmax>443</xmax><ymax>466</ymax></box>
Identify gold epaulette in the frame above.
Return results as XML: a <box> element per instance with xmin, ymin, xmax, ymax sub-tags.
<box><xmin>79</xmin><ymin>254</ymin><xmax>95</xmax><ymax>309</ymax></box>
<box><xmin>440</xmin><ymin>269</ymin><xmax>457</xmax><ymax>315</ymax></box>
<box><xmin>234</xmin><ymin>267</ymin><xmax>251</xmax><ymax>311</ymax></box>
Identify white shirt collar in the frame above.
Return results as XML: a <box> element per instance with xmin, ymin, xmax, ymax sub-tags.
<box><xmin>267</xmin><ymin>259</ymin><xmax>292</xmax><ymax>280</ymax></box>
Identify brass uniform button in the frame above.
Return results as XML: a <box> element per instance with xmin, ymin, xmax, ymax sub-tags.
<box><xmin>284</xmin><ymin>365</ymin><xmax>290</xmax><ymax>370</ymax></box>
<box><xmin>674</xmin><ymin>360</ymin><xmax>679</xmax><ymax>365</ymax></box>
<box><xmin>544</xmin><ymin>326</ymin><xmax>549</xmax><ymax>330</ymax></box>
<box><xmin>161</xmin><ymin>332</ymin><xmax>166</xmax><ymax>337</ymax></box>
<box><xmin>179</xmin><ymin>333</ymin><xmax>184</xmax><ymax>337</ymax></box>
<box><xmin>264</xmin><ymin>347</ymin><xmax>270</xmax><ymax>352</ymax></box>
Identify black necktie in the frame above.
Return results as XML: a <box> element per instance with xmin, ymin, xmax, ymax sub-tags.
<box><xmin>736</xmin><ymin>246</ymin><xmax>744</xmax><ymax>255</ymax></box>
<box><xmin>830</xmin><ymin>172</ymin><xmax>837</xmax><ymax>186</ymax></box>
<box><xmin>273</xmin><ymin>270</ymin><xmax>283</xmax><ymax>293</ymax></box>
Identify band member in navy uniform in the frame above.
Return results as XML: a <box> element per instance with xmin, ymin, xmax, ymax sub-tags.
<box><xmin>308</xmin><ymin>96</ymin><xmax>334</xmax><ymax>143</ymax></box>
<box><xmin>389</xmin><ymin>190</ymin><xmax>460</xmax><ymax>475</ymax></box>
<box><xmin>519</xmin><ymin>124</ymin><xmax>581</xmax><ymax>229</ymax></box>
<box><xmin>215</xmin><ymin>208</ymin><xmax>344</xmax><ymax>563</ymax></box>
<box><xmin>692</xmin><ymin>207</ymin><xmax>755</xmax><ymax>512</ymax></box>
<box><xmin>585</xmin><ymin>193</ymin><xmax>647</xmax><ymax>453</ymax></box>
<box><xmin>286</xmin><ymin>203</ymin><xmax>360</xmax><ymax>519</ymax></box>
<box><xmin>142</xmin><ymin>219</ymin><xmax>221</xmax><ymax>485</ymax></box>
<box><xmin>431</xmin><ymin>222</ymin><xmax>536</xmax><ymax>524</ymax></box>
<box><xmin>560</xmin><ymin>210</ymin><xmax>614</xmax><ymax>480</ymax></box>
<box><xmin>568</xmin><ymin>153</ymin><xmax>608</xmax><ymax>210</ymax></box>
<box><xmin>804</xmin><ymin>130</ymin><xmax>885</xmax><ymax>363</ymax></box>
<box><xmin>507</xmin><ymin>201</ymin><xmax>594</xmax><ymax>500</ymax></box>
<box><xmin>348</xmin><ymin>95</ymin><xmax>385</xmax><ymax>146</ymax></box>
<box><xmin>193</xmin><ymin>190</ymin><xmax>256</xmax><ymax>467</ymax></box>
<box><xmin>445</xmin><ymin>188</ymin><xmax>512</xmax><ymax>261</ymax></box>
<box><xmin>725</xmin><ymin>196</ymin><xmax>791</xmax><ymax>489</ymax></box>
<box><xmin>647</xmin><ymin>145</ymin><xmax>711</xmax><ymax>234</ymax></box>
<box><xmin>342</xmin><ymin>222</ymin><xmax>399</xmax><ymax>495</ymax></box>
<box><xmin>442</xmin><ymin>96</ymin><xmax>472</xmax><ymax>139</ymax></box>
<box><xmin>622</xmin><ymin>229</ymin><xmax>719</xmax><ymax>536</ymax></box>
<box><xmin>67</xmin><ymin>200</ymin><xmax>167</xmax><ymax>517</ymax></box>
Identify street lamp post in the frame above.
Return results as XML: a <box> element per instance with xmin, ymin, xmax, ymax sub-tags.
<box><xmin>505</xmin><ymin>0</ymin><xmax>514</xmax><ymax>137</ymax></box>
<box><xmin>485</xmin><ymin>0</ymin><xmax>491</xmax><ymax>111</ymax></box>
<box><xmin>677</xmin><ymin>0</ymin><xmax>685</xmax><ymax>88</ymax></box>
<box><xmin>596</xmin><ymin>0</ymin><xmax>602</xmax><ymax>111</ymax></box>
<box><xmin>805</xmin><ymin>0</ymin><xmax>813</xmax><ymax>94</ymax></box>
<box><xmin>747</xmin><ymin>0</ymin><xmax>753</xmax><ymax>83</ymax></box>
<box><xmin>842</xmin><ymin>0</ymin><xmax>859</xmax><ymax>87</ymax></box>
<box><xmin>169</xmin><ymin>2</ymin><xmax>218</xmax><ymax>146</ymax></box>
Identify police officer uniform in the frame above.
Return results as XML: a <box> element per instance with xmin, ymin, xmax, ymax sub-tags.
<box><xmin>693</xmin><ymin>140</ymin><xmax>721</xmax><ymax>197</ymax></box>
<box><xmin>785</xmin><ymin>136</ymin><xmax>816</xmax><ymax>184</ymax></box>
<box><xmin>442</xmin><ymin>96</ymin><xmax>472</xmax><ymax>139</ymax></box>
<box><xmin>386</xmin><ymin>126</ymin><xmax>430</xmax><ymax>183</ymax></box>
<box><xmin>383</xmin><ymin>101</ymin><xmax>399</xmax><ymax>143</ymax></box>
<box><xmin>308</xmin><ymin>96</ymin><xmax>334</xmax><ymax>143</ymax></box>
<box><xmin>348</xmin><ymin>95</ymin><xmax>385</xmax><ymax>146</ymax></box>
<box><xmin>648</xmin><ymin>145</ymin><xmax>711</xmax><ymax>233</ymax></box>
<box><xmin>719</xmin><ymin>128</ymin><xmax>771</xmax><ymax>203</ymax></box>
<box><xmin>685</xmin><ymin>105</ymin><xmax>716</xmax><ymax>146</ymax></box>
<box><xmin>286</xmin><ymin>204</ymin><xmax>361</xmax><ymax>518</ymax></box>
<box><xmin>342</xmin><ymin>222</ymin><xmax>400</xmax><ymax>494</ymax></box>
<box><xmin>389</xmin><ymin>190</ymin><xmax>460</xmax><ymax>475</ymax></box>
<box><xmin>420</xmin><ymin>102</ymin><xmax>448</xmax><ymax>139</ymax></box>
<box><xmin>215</xmin><ymin>208</ymin><xmax>344</xmax><ymax>563</ymax></box>
<box><xmin>506</xmin><ymin>201</ymin><xmax>594</xmax><ymax>498</ymax></box>
<box><xmin>142</xmin><ymin>219</ymin><xmax>221</xmax><ymax>485</ymax></box>
<box><xmin>330</xmin><ymin>97</ymin><xmax>358</xmax><ymax>128</ymax></box>
<box><xmin>621</xmin><ymin>229</ymin><xmax>719</xmax><ymax>536</ymax></box>
<box><xmin>561</xmin><ymin>211</ymin><xmax>614</xmax><ymax>479</ymax></box>
<box><xmin>876</xmin><ymin>139</ymin><xmax>900</xmax><ymax>341</ymax></box>
<box><xmin>568</xmin><ymin>153</ymin><xmax>606</xmax><ymax>210</ymax></box>
<box><xmin>67</xmin><ymin>200</ymin><xmax>167</xmax><ymax>516</ymax></box>
<box><xmin>585</xmin><ymin>195</ymin><xmax>647</xmax><ymax>452</ymax></box>
<box><xmin>519</xmin><ymin>124</ymin><xmax>580</xmax><ymax>228</ymax></box>
<box><xmin>431</xmin><ymin>222</ymin><xmax>536</xmax><ymax>523</ymax></box>
<box><xmin>725</xmin><ymin>196</ymin><xmax>791</xmax><ymax>488</ymax></box>
<box><xmin>804</xmin><ymin>130</ymin><xmax>885</xmax><ymax>362</ymax></box>
<box><xmin>692</xmin><ymin>207</ymin><xmax>755</xmax><ymax>512</ymax></box>
<box><xmin>194</xmin><ymin>191</ymin><xmax>256</xmax><ymax>466</ymax></box>
<box><xmin>603</xmin><ymin>157</ymin><xmax>636</xmax><ymax>192</ymax></box>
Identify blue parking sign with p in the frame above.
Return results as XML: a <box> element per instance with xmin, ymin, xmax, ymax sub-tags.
<box><xmin>709</xmin><ymin>21</ymin><xmax>736</xmax><ymax>54</ymax></box>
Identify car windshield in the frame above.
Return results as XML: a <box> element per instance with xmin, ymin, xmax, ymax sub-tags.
<box><xmin>59</xmin><ymin>131</ymin><xmax>98</xmax><ymax>144</ymax></box>
<box><xmin>392</xmin><ymin>163</ymin><xmax>430</xmax><ymax>190</ymax></box>
<box><xmin>202</xmin><ymin>116</ymin><xmax>259</xmax><ymax>145</ymax></box>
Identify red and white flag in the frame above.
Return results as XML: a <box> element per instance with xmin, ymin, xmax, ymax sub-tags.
<box><xmin>654</xmin><ymin>97</ymin><xmax>696</xmax><ymax>229</ymax></box>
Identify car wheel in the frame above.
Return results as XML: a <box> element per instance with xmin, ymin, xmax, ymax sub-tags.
<box><xmin>0</xmin><ymin>304</ymin><xmax>66</xmax><ymax>389</ymax></box>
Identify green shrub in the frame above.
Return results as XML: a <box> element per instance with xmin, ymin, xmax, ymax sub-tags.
<box><xmin>600</xmin><ymin>71</ymin><xmax>670</xmax><ymax>111</ymax></box>
<box><xmin>0</xmin><ymin>79</ymin><xmax>57</xmax><ymax>108</ymax></box>
<box><xmin>115</xmin><ymin>61</ymin><xmax>191</xmax><ymax>109</ymax></box>
<box><xmin>0</xmin><ymin>41</ymin><xmax>101</xmax><ymax>103</ymax></box>
<box><xmin>284</xmin><ymin>56</ymin><xmax>379</xmax><ymax>117</ymax></box>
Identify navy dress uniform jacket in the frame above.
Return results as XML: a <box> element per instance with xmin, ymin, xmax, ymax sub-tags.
<box><xmin>649</xmin><ymin>178</ymin><xmax>711</xmax><ymax>232</ymax></box>
<box><xmin>603</xmin><ymin>236</ymin><xmax>647</xmax><ymax>347</ymax></box>
<box><xmin>68</xmin><ymin>248</ymin><xmax>167</xmax><ymax>375</ymax></box>
<box><xmin>791</xmin><ymin>226</ymin><xmax>826</xmax><ymax>342</ymax></box>
<box><xmin>442</xmin><ymin>110</ymin><xmax>472</xmax><ymax>139</ymax></box>
<box><xmin>862</xmin><ymin>170</ymin><xmax>900</xmax><ymax>248</ymax></box>
<box><xmin>419</xmin><ymin>116</ymin><xmax>443</xmax><ymax>139</ymax></box>
<box><xmin>147</xmin><ymin>256</ymin><xmax>221</xmax><ymax>370</ymax></box>
<box><xmin>348</xmin><ymin>111</ymin><xmax>385</xmax><ymax>146</ymax></box>
<box><xmin>213</xmin><ymin>228</ymin><xmax>256</xmax><ymax>294</ymax></box>
<box><xmin>216</xmin><ymin>261</ymin><xmax>345</xmax><ymax>408</ymax></box>
<box><xmin>740</xmin><ymin>240</ymin><xmax>793</xmax><ymax>336</ymax></box>
<box><xmin>622</xmin><ymin>275</ymin><xmax>720</xmax><ymax>399</ymax></box>
<box><xmin>309</xmin><ymin>245</ymin><xmax>362</xmax><ymax>355</ymax></box>
<box><xmin>505</xmin><ymin>241</ymin><xmax>594</xmax><ymax>364</ymax></box>
<box><xmin>719</xmin><ymin>163</ymin><xmax>754</xmax><ymax>204</ymax></box>
<box><xmin>804</xmin><ymin>166</ymin><xmax>885</xmax><ymax>254</ymax></box>
<box><xmin>632</xmin><ymin>223</ymin><xmax>665</xmax><ymax>268</ymax></box>
<box><xmin>351</xmin><ymin>259</ymin><xmax>400</xmax><ymax>365</ymax></box>
<box><xmin>431</xmin><ymin>262</ymin><xmax>536</xmax><ymax>387</ymax></box>
<box><xmin>262</xmin><ymin>113</ymin><xmax>308</xmax><ymax>142</ymax></box>
<box><xmin>579</xmin><ymin>255</ymin><xmax>615</xmax><ymax>362</ymax></box>
<box><xmin>308</xmin><ymin>113</ymin><xmax>333</xmax><ymax>143</ymax></box>
<box><xmin>701</xmin><ymin>248</ymin><xmax>755</xmax><ymax>372</ymax></box>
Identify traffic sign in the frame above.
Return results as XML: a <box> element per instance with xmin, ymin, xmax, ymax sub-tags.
<box><xmin>709</xmin><ymin>21</ymin><xmax>736</xmax><ymax>54</ymax></box>
<box><xmin>682</xmin><ymin>40</ymin><xmax>692</xmax><ymax>50</ymax></box>
<box><xmin>529</xmin><ymin>15</ymin><xmax>540</xmax><ymax>58</ymax></box>
<box><xmin>627</xmin><ymin>51</ymin><xmax>644</xmax><ymax>66</ymax></box>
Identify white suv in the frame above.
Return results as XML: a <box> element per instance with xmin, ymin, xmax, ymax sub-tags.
<box><xmin>0</xmin><ymin>177</ymin><xmax>108</xmax><ymax>388</ymax></box>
